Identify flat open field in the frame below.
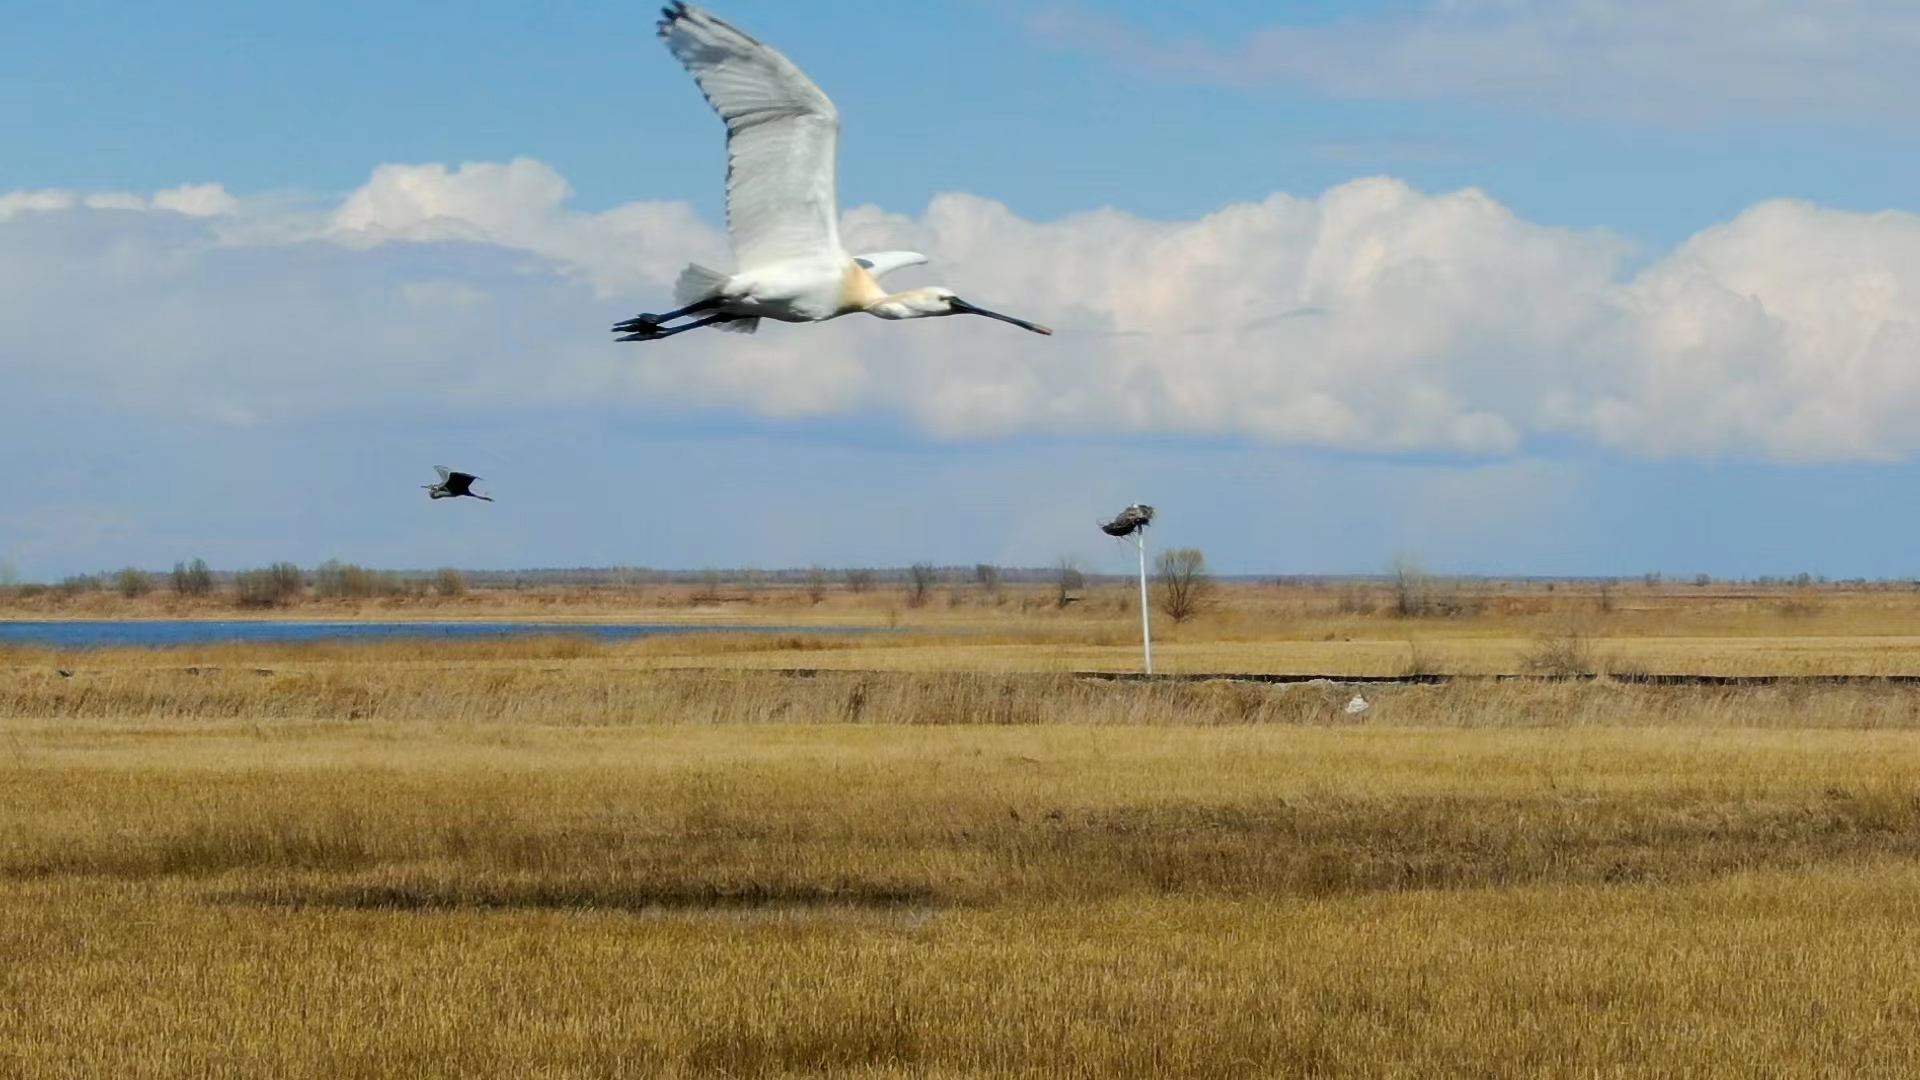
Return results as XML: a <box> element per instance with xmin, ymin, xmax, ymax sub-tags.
<box><xmin>6</xmin><ymin>581</ymin><xmax>1920</xmax><ymax>1076</ymax></box>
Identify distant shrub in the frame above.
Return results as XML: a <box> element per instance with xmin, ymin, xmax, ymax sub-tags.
<box><xmin>1523</xmin><ymin>625</ymin><xmax>1595</xmax><ymax>678</ymax></box>
<box><xmin>1387</xmin><ymin>556</ymin><xmax>1480</xmax><ymax>618</ymax></box>
<box><xmin>314</xmin><ymin>559</ymin><xmax>399</xmax><ymax>599</ymax></box>
<box><xmin>434</xmin><ymin>568</ymin><xmax>467</xmax><ymax>598</ymax></box>
<box><xmin>1335</xmin><ymin>585</ymin><xmax>1377</xmax><ymax>616</ymax></box>
<box><xmin>974</xmin><ymin>564</ymin><xmax>1001</xmax><ymax>593</ymax></box>
<box><xmin>56</xmin><ymin>574</ymin><xmax>101</xmax><ymax>598</ymax></box>
<box><xmin>804</xmin><ymin>565</ymin><xmax>830</xmax><ymax>605</ymax></box>
<box><xmin>1055</xmin><ymin>559</ymin><xmax>1085</xmax><ymax>609</ymax></box>
<box><xmin>843</xmin><ymin>568</ymin><xmax>876</xmax><ymax>594</ymax></box>
<box><xmin>1401</xmin><ymin>640</ymin><xmax>1440</xmax><ymax>678</ymax></box>
<box><xmin>172</xmin><ymin>558</ymin><xmax>214</xmax><ymax>597</ymax></box>
<box><xmin>1777</xmin><ymin>596</ymin><xmax>1824</xmax><ymax>620</ymax></box>
<box><xmin>906</xmin><ymin>563</ymin><xmax>937</xmax><ymax>608</ymax></box>
<box><xmin>234</xmin><ymin>563</ymin><xmax>304</xmax><ymax>608</ymax></box>
<box><xmin>115</xmin><ymin>567</ymin><xmax>155</xmax><ymax>598</ymax></box>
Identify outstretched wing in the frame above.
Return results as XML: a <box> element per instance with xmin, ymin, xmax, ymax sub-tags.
<box><xmin>660</xmin><ymin>3</ymin><xmax>842</xmax><ymax>270</ymax></box>
<box><xmin>434</xmin><ymin>466</ymin><xmax>451</xmax><ymax>482</ymax></box>
<box><xmin>449</xmin><ymin>471</ymin><xmax>481</xmax><ymax>485</ymax></box>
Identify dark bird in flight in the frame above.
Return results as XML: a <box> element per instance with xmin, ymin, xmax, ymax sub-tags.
<box><xmin>425</xmin><ymin>466</ymin><xmax>493</xmax><ymax>502</ymax></box>
<box><xmin>1100</xmin><ymin>504</ymin><xmax>1154</xmax><ymax>538</ymax></box>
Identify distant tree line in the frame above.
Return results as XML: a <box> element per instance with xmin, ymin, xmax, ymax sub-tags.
<box><xmin>1</xmin><ymin>558</ymin><xmax>1897</xmax><ymax>614</ymax></box>
<box><xmin>4</xmin><ymin>558</ymin><xmax>469</xmax><ymax>609</ymax></box>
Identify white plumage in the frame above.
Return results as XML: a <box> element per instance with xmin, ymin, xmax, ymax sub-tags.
<box><xmin>613</xmin><ymin>3</ymin><xmax>1052</xmax><ymax>342</ymax></box>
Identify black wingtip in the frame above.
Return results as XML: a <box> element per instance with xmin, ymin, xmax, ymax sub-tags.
<box><xmin>657</xmin><ymin>1</ymin><xmax>687</xmax><ymax>37</ymax></box>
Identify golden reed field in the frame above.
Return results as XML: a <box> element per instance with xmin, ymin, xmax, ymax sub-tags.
<box><xmin>7</xmin><ymin>578</ymin><xmax>1920</xmax><ymax>1076</ymax></box>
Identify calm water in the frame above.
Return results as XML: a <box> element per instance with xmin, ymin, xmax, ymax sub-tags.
<box><xmin>0</xmin><ymin>620</ymin><xmax>863</xmax><ymax>650</ymax></box>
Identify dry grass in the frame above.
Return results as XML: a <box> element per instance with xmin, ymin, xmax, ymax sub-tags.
<box><xmin>16</xmin><ymin>643</ymin><xmax>1920</xmax><ymax>729</ymax></box>
<box><xmin>9</xmin><ymin>591</ymin><xmax>1920</xmax><ymax>1075</ymax></box>
<box><xmin>4</xmin><ymin>709</ymin><xmax>1920</xmax><ymax>1076</ymax></box>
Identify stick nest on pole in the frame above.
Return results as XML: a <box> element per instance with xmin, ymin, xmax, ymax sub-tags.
<box><xmin>1100</xmin><ymin>504</ymin><xmax>1155</xmax><ymax>537</ymax></box>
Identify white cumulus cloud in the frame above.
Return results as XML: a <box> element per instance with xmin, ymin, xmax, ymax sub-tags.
<box><xmin>6</xmin><ymin>159</ymin><xmax>1920</xmax><ymax>461</ymax></box>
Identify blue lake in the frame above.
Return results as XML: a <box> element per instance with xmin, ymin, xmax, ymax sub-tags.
<box><xmin>0</xmin><ymin>620</ymin><xmax>866</xmax><ymax>650</ymax></box>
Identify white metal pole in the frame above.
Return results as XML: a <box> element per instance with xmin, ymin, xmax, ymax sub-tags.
<box><xmin>1136</xmin><ymin>531</ymin><xmax>1153</xmax><ymax>675</ymax></box>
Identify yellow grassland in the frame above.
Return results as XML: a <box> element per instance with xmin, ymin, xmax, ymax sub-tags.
<box><xmin>6</xmin><ymin>586</ymin><xmax>1920</xmax><ymax>1075</ymax></box>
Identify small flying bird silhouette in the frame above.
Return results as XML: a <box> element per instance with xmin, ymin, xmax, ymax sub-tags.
<box><xmin>424</xmin><ymin>466</ymin><xmax>493</xmax><ymax>502</ymax></box>
<box><xmin>612</xmin><ymin>3</ymin><xmax>1054</xmax><ymax>342</ymax></box>
<box><xmin>1100</xmin><ymin>504</ymin><xmax>1155</xmax><ymax>538</ymax></box>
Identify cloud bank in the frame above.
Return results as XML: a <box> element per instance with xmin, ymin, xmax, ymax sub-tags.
<box><xmin>6</xmin><ymin>157</ymin><xmax>1920</xmax><ymax>461</ymax></box>
<box><xmin>1031</xmin><ymin>0</ymin><xmax>1920</xmax><ymax>126</ymax></box>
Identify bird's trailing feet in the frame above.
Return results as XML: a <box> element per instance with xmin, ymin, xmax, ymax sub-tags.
<box><xmin>611</xmin><ymin>314</ymin><xmax>668</xmax><ymax>341</ymax></box>
<box><xmin>612</xmin><ymin>297</ymin><xmax>725</xmax><ymax>342</ymax></box>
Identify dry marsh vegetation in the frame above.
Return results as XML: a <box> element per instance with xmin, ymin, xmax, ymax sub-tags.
<box><xmin>16</xmin><ymin>638</ymin><xmax>1920</xmax><ymax>729</ymax></box>
<box><xmin>9</xmin><ymin>594</ymin><xmax>1920</xmax><ymax>1075</ymax></box>
<box><xmin>5</xmin><ymin>704</ymin><xmax>1920</xmax><ymax>1076</ymax></box>
<box><xmin>23</xmin><ymin>574</ymin><xmax>1920</xmax><ymax>679</ymax></box>
<box><xmin>9</xmin><ymin>573</ymin><xmax>1920</xmax><ymax>634</ymax></box>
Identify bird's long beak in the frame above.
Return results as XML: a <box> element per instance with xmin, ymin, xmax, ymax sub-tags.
<box><xmin>950</xmin><ymin>298</ymin><xmax>1052</xmax><ymax>336</ymax></box>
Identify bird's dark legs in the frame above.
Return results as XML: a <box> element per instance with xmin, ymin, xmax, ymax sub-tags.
<box><xmin>614</xmin><ymin>313</ymin><xmax>741</xmax><ymax>341</ymax></box>
<box><xmin>611</xmin><ymin>297</ymin><xmax>722</xmax><ymax>338</ymax></box>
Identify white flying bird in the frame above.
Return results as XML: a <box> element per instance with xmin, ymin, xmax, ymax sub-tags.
<box><xmin>613</xmin><ymin>3</ymin><xmax>1054</xmax><ymax>342</ymax></box>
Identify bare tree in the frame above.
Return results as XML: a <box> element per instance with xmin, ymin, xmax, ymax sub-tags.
<box><xmin>906</xmin><ymin>563</ymin><xmax>937</xmax><ymax>608</ymax></box>
<box><xmin>171</xmin><ymin>558</ymin><xmax>214</xmax><ymax>597</ymax></box>
<box><xmin>844</xmin><ymin>567</ymin><xmax>875</xmax><ymax>594</ymax></box>
<box><xmin>1390</xmin><ymin>554</ymin><xmax>1430</xmax><ymax>618</ymax></box>
<box><xmin>1155</xmin><ymin>547</ymin><xmax>1214</xmax><ymax>623</ymax></box>
<box><xmin>1054</xmin><ymin>558</ymin><xmax>1085</xmax><ymax>609</ymax></box>
<box><xmin>973</xmin><ymin>563</ymin><xmax>1001</xmax><ymax>594</ymax></box>
<box><xmin>804</xmin><ymin>564</ymin><xmax>831</xmax><ymax>605</ymax></box>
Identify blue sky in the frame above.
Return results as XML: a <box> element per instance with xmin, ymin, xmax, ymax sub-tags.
<box><xmin>15</xmin><ymin>0</ymin><xmax>1919</xmax><ymax>243</ymax></box>
<box><xmin>6</xmin><ymin>0</ymin><xmax>1920</xmax><ymax>580</ymax></box>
